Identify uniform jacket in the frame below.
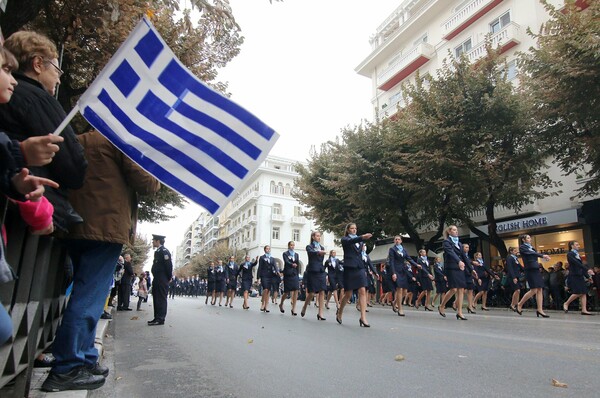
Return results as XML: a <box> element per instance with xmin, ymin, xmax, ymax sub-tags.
<box><xmin>388</xmin><ymin>245</ymin><xmax>418</xmax><ymax>279</ymax></box>
<box><xmin>506</xmin><ymin>254</ymin><xmax>523</xmax><ymax>280</ymax></box>
<box><xmin>226</xmin><ymin>262</ymin><xmax>239</xmax><ymax>282</ymax></box>
<box><xmin>442</xmin><ymin>237</ymin><xmax>470</xmax><ymax>271</ymax></box>
<box><xmin>519</xmin><ymin>243</ymin><xmax>544</xmax><ymax>270</ymax></box>
<box><xmin>238</xmin><ymin>260</ymin><xmax>257</xmax><ymax>281</ymax></box>
<box><xmin>67</xmin><ymin>131</ymin><xmax>160</xmax><ymax>245</ymax></box>
<box><xmin>282</xmin><ymin>250</ymin><xmax>300</xmax><ymax>279</ymax></box>
<box><xmin>257</xmin><ymin>255</ymin><xmax>277</xmax><ymax>279</ymax></box>
<box><xmin>567</xmin><ymin>251</ymin><xmax>587</xmax><ymax>277</ymax></box>
<box><xmin>152</xmin><ymin>245</ymin><xmax>173</xmax><ymax>281</ymax></box>
<box><xmin>341</xmin><ymin>235</ymin><xmax>365</xmax><ymax>269</ymax></box>
<box><xmin>306</xmin><ymin>243</ymin><xmax>325</xmax><ymax>273</ymax></box>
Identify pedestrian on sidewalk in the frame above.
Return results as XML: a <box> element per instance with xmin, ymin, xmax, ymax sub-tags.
<box><xmin>137</xmin><ymin>272</ymin><xmax>148</xmax><ymax>311</ymax></box>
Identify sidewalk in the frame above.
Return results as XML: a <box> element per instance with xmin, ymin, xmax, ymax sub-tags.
<box><xmin>28</xmin><ymin>309</ymin><xmax>113</xmax><ymax>398</ymax></box>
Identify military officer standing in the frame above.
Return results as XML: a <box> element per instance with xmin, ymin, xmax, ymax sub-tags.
<box><xmin>148</xmin><ymin>234</ymin><xmax>172</xmax><ymax>326</ymax></box>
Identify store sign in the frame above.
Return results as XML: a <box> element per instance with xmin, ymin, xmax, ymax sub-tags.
<box><xmin>475</xmin><ymin>209</ymin><xmax>578</xmax><ymax>235</ymax></box>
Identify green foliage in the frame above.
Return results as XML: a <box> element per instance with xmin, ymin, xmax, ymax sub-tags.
<box><xmin>138</xmin><ymin>184</ymin><xmax>187</xmax><ymax>222</ymax></box>
<box><xmin>182</xmin><ymin>242</ymin><xmax>247</xmax><ymax>278</ymax></box>
<box><xmin>520</xmin><ymin>0</ymin><xmax>600</xmax><ymax>197</ymax></box>
<box><xmin>122</xmin><ymin>232</ymin><xmax>152</xmax><ymax>274</ymax></box>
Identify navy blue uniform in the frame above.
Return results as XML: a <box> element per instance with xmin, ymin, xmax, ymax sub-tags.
<box><xmin>325</xmin><ymin>257</ymin><xmax>340</xmax><ymax>291</ymax></box>
<box><xmin>388</xmin><ymin>245</ymin><xmax>418</xmax><ymax>289</ymax></box>
<box><xmin>519</xmin><ymin>243</ymin><xmax>544</xmax><ymax>289</ymax></box>
<box><xmin>566</xmin><ymin>250</ymin><xmax>588</xmax><ymax>294</ymax></box>
<box><xmin>151</xmin><ymin>245</ymin><xmax>173</xmax><ymax>322</ymax></box>
<box><xmin>282</xmin><ymin>250</ymin><xmax>300</xmax><ymax>292</ymax></box>
<box><xmin>341</xmin><ymin>235</ymin><xmax>367</xmax><ymax>291</ymax></box>
<box><xmin>442</xmin><ymin>237</ymin><xmax>469</xmax><ymax>289</ymax></box>
<box><xmin>215</xmin><ymin>265</ymin><xmax>226</xmax><ymax>292</ymax></box>
<box><xmin>506</xmin><ymin>254</ymin><xmax>523</xmax><ymax>290</ymax></box>
<box><xmin>433</xmin><ymin>262</ymin><xmax>448</xmax><ymax>294</ymax></box>
<box><xmin>226</xmin><ymin>262</ymin><xmax>239</xmax><ymax>290</ymax></box>
<box><xmin>305</xmin><ymin>243</ymin><xmax>326</xmax><ymax>293</ymax></box>
<box><xmin>417</xmin><ymin>256</ymin><xmax>433</xmax><ymax>291</ymax></box>
<box><xmin>257</xmin><ymin>255</ymin><xmax>278</xmax><ymax>289</ymax></box>
<box><xmin>238</xmin><ymin>260</ymin><xmax>257</xmax><ymax>292</ymax></box>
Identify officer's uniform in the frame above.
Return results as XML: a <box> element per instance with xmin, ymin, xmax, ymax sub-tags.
<box><xmin>149</xmin><ymin>234</ymin><xmax>172</xmax><ymax>325</ymax></box>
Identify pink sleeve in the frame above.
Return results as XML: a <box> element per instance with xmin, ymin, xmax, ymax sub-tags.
<box><xmin>16</xmin><ymin>197</ymin><xmax>54</xmax><ymax>232</ymax></box>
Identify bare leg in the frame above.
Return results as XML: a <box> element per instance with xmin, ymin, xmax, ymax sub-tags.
<box><xmin>338</xmin><ymin>290</ymin><xmax>353</xmax><ymax>321</ymax></box>
<box><xmin>517</xmin><ymin>288</ymin><xmax>537</xmax><ymax>312</ymax></box>
<box><xmin>455</xmin><ymin>288</ymin><xmax>465</xmax><ymax>317</ymax></box>
<box><xmin>358</xmin><ymin>288</ymin><xmax>369</xmax><ymax>325</ymax></box>
<box><xmin>243</xmin><ymin>290</ymin><xmax>249</xmax><ymax>308</ymax></box>
<box><xmin>291</xmin><ymin>291</ymin><xmax>298</xmax><ymax>314</ymax></box>
<box><xmin>279</xmin><ymin>291</ymin><xmax>288</xmax><ymax>311</ymax></box>
<box><xmin>439</xmin><ymin>288</ymin><xmax>457</xmax><ymax>315</ymax></box>
<box><xmin>482</xmin><ymin>291</ymin><xmax>488</xmax><ymax>309</ymax></box>
<box><xmin>317</xmin><ymin>291</ymin><xmax>325</xmax><ymax>318</ymax></box>
<box><xmin>511</xmin><ymin>289</ymin><xmax>520</xmax><ymax>309</ymax></box>
<box><xmin>302</xmin><ymin>292</ymin><xmax>314</xmax><ymax>316</ymax></box>
<box><xmin>536</xmin><ymin>289</ymin><xmax>546</xmax><ymax>314</ymax></box>
<box><xmin>261</xmin><ymin>288</ymin><xmax>270</xmax><ymax>311</ymax></box>
<box><xmin>395</xmin><ymin>288</ymin><xmax>404</xmax><ymax>315</ymax></box>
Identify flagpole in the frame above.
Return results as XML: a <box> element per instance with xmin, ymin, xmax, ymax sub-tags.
<box><xmin>52</xmin><ymin>104</ymin><xmax>80</xmax><ymax>135</ymax></box>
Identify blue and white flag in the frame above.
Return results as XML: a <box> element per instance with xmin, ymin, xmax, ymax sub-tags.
<box><xmin>77</xmin><ymin>17</ymin><xmax>279</xmax><ymax>214</ymax></box>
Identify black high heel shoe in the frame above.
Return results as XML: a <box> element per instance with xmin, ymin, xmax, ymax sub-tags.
<box><xmin>438</xmin><ymin>305</ymin><xmax>446</xmax><ymax>318</ymax></box>
<box><xmin>264</xmin><ymin>309</ymin><xmax>270</xmax><ymax>313</ymax></box>
<box><xmin>509</xmin><ymin>305</ymin><xmax>516</xmax><ymax>312</ymax></box>
<box><xmin>481</xmin><ymin>307</ymin><xmax>489</xmax><ymax>311</ymax></box>
<box><xmin>563</xmin><ymin>304</ymin><xmax>569</xmax><ymax>313</ymax></box>
<box><xmin>336</xmin><ymin>315</ymin><xmax>342</xmax><ymax>324</ymax></box>
<box><xmin>456</xmin><ymin>314</ymin><xmax>467</xmax><ymax>320</ymax></box>
<box><xmin>279</xmin><ymin>305</ymin><xmax>284</xmax><ymax>314</ymax></box>
<box><xmin>359</xmin><ymin>318</ymin><xmax>370</xmax><ymax>327</ymax></box>
<box><xmin>317</xmin><ymin>314</ymin><xmax>326</xmax><ymax>321</ymax></box>
<box><xmin>301</xmin><ymin>309</ymin><xmax>306</xmax><ymax>318</ymax></box>
<box><xmin>397</xmin><ymin>311</ymin><xmax>405</xmax><ymax>317</ymax></box>
<box><xmin>291</xmin><ymin>311</ymin><xmax>297</xmax><ymax>316</ymax></box>
<box><xmin>424</xmin><ymin>307</ymin><xmax>433</xmax><ymax>312</ymax></box>
<box><xmin>515</xmin><ymin>307</ymin><xmax>523</xmax><ymax>316</ymax></box>
<box><xmin>536</xmin><ymin>311</ymin><xmax>549</xmax><ymax>318</ymax></box>
<box><xmin>467</xmin><ymin>307</ymin><xmax>476</xmax><ymax>314</ymax></box>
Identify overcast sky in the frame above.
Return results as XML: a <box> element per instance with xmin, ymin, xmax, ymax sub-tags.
<box><xmin>138</xmin><ymin>0</ymin><xmax>399</xmax><ymax>265</ymax></box>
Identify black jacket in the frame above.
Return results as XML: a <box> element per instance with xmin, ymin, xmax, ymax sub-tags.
<box><xmin>0</xmin><ymin>73</ymin><xmax>88</xmax><ymax>231</ymax></box>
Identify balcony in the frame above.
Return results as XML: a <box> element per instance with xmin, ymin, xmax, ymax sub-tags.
<box><xmin>290</xmin><ymin>216</ymin><xmax>307</xmax><ymax>225</ymax></box>
<box><xmin>468</xmin><ymin>200</ymin><xmax>541</xmax><ymax>224</ymax></box>
<box><xmin>443</xmin><ymin>0</ymin><xmax>504</xmax><ymax>40</ymax></box>
<box><xmin>466</xmin><ymin>22</ymin><xmax>523</xmax><ymax>63</ymax></box>
<box><xmin>377</xmin><ymin>42</ymin><xmax>435</xmax><ymax>91</ymax></box>
<box><xmin>247</xmin><ymin>215</ymin><xmax>257</xmax><ymax>225</ymax></box>
<box><xmin>271</xmin><ymin>214</ymin><xmax>285</xmax><ymax>223</ymax></box>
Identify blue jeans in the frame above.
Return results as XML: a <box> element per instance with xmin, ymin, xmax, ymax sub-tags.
<box><xmin>51</xmin><ymin>240</ymin><xmax>122</xmax><ymax>374</ymax></box>
<box><xmin>0</xmin><ymin>303</ymin><xmax>11</xmax><ymax>345</ymax></box>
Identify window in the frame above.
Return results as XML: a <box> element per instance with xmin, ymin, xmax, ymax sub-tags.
<box><xmin>272</xmin><ymin>227</ymin><xmax>280</xmax><ymax>241</ymax></box>
<box><xmin>294</xmin><ymin>206</ymin><xmax>302</xmax><ymax>217</ymax></box>
<box><xmin>292</xmin><ymin>229</ymin><xmax>300</xmax><ymax>242</ymax></box>
<box><xmin>272</xmin><ymin>204</ymin><xmax>282</xmax><ymax>215</ymax></box>
<box><xmin>270</xmin><ymin>181</ymin><xmax>276</xmax><ymax>194</ymax></box>
<box><xmin>455</xmin><ymin>38</ymin><xmax>472</xmax><ymax>58</ymax></box>
<box><xmin>503</xmin><ymin>59</ymin><xmax>518</xmax><ymax>81</ymax></box>
<box><xmin>490</xmin><ymin>11</ymin><xmax>511</xmax><ymax>34</ymax></box>
<box><xmin>413</xmin><ymin>33</ymin><xmax>428</xmax><ymax>47</ymax></box>
<box><xmin>253</xmin><ymin>228</ymin><xmax>256</xmax><ymax>241</ymax></box>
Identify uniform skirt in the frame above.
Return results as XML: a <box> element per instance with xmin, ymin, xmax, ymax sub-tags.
<box><xmin>207</xmin><ymin>280</ymin><xmax>215</xmax><ymax>293</ymax></box>
<box><xmin>435</xmin><ymin>277</ymin><xmax>448</xmax><ymax>294</ymax></box>
<box><xmin>240</xmin><ymin>279</ymin><xmax>252</xmax><ymax>292</ymax></box>
<box><xmin>420</xmin><ymin>275</ymin><xmax>433</xmax><ymax>291</ymax></box>
<box><xmin>227</xmin><ymin>279</ymin><xmax>237</xmax><ymax>290</ymax></box>
<box><xmin>567</xmin><ymin>274</ymin><xmax>587</xmax><ymax>294</ymax></box>
<box><xmin>336</xmin><ymin>271</ymin><xmax>345</xmax><ymax>289</ymax></box>
<box><xmin>305</xmin><ymin>271</ymin><xmax>326</xmax><ymax>293</ymax></box>
<box><xmin>446</xmin><ymin>268</ymin><xmax>467</xmax><ymax>289</ymax></box>
<box><xmin>393</xmin><ymin>272</ymin><xmax>409</xmax><ymax>290</ymax></box>
<box><xmin>382</xmin><ymin>275</ymin><xmax>394</xmax><ymax>293</ymax></box>
<box><xmin>215</xmin><ymin>280</ymin><xmax>226</xmax><ymax>293</ymax></box>
<box><xmin>343</xmin><ymin>267</ymin><xmax>368</xmax><ymax>291</ymax></box>
<box><xmin>524</xmin><ymin>268</ymin><xmax>544</xmax><ymax>289</ymax></box>
<box><xmin>465</xmin><ymin>272</ymin><xmax>475</xmax><ymax>290</ymax></box>
<box><xmin>508</xmin><ymin>274</ymin><xmax>522</xmax><ymax>291</ymax></box>
<box><xmin>260</xmin><ymin>277</ymin><xmax>272</xmax><ymax>290</ymax></box>
<box><xmin>327</xmin><ymin>274</ymin><xmax>338</xmax><ymax>291</ymax></box>
<box><xmin>283</xmin><ymin>277</ymin><xmax>299</xmax><ymax>292</ymax></box>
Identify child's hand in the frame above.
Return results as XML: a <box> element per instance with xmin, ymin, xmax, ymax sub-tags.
<box><xmin>11</xmin><ymin>168</ymin><xmax>59</xmax><ymax>201</ymax></box>
<box><xmin>20</xmin><ymin>135</ymin><xmax>63</xmax><ymax>166</ymax></box>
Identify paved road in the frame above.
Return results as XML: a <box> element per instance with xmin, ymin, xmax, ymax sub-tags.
<box><xmin>92</xmin><ymin>296</ymin><xmax>600</xmax><ymax>398</ymax></box>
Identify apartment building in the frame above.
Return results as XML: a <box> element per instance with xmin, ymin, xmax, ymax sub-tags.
<box><xmin>356</xmin><ymin>0</ymin><xmax>600</xmax><ymax>266</ymax></box>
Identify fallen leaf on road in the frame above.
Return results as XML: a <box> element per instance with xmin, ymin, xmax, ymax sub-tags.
<box><xmin>458</xmin><ymin>355</ymin><xmax>468</xmax><ymax>358</ymax></box>
<box><xmin>394</xmin><ymin>355</ymin><xmax>405</xmax><ymax>361</ymax></box>
<box><xmin>247</xmin><ymin>339</ymin><xmax>254</xmax><ymax>344</ymax></box>
<box><xmin>261</xmin><ymin>326</ymin><xmax>264</xmax><ymax>329</ymax></box>
<box><xmin>116</xmin><ymin>376</ymin><xmax>122</xmax><ymax>381</ymax></box>
<box><xmin>551</xmin><ymin>379</ymin><xmax>568</xmax><ymax>388</ymax></box>
<box><xmin>130</xmin><ymin>316</ymin><xmax>138</xmax><ymax>320</ymax></box>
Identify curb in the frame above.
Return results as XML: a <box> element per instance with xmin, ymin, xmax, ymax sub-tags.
<box><xmin>28</xmin><ymin>309</ymin><xmax>112</xmax><ymax>398</ymax></box>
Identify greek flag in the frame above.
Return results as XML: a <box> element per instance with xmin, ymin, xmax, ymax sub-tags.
<box><xmin>78</xmin><ymin>17</ymin><xmax>278</xmax><ymax>214</ymax></box>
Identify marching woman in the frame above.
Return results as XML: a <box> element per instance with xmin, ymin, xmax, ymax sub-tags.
<box><xmin>462</xmin><ymin>243</ymin><xmax>479</xmax><ymax>314</ymax></box>
<box><xmin>439</xmin><ymin>225</ymin><xmax>470</xmax><ymax>320</ymax></box>
<box><xmin>415</xmin><ymin>249</ymin><xmax>435</xmax><ymax>311</ymax></box>
<box><xmin>516</xmin><ymin>234</ymin><xmax>551</xmax><ymax>317</ymax></box>
<box><xmin>388</xmin><ymin>235</ymin><xmax>418</xmax><ymax>317</ymax></box>
<box><xmin>225</xmin><ymin>255</ymin><xmax>239</xmax><ymax>308</ymax></box>
<box><xmin>473</xmin><ymin>252</ymin><xmax>499</xmax><ymax>311</ymax></box>
<box><xmin>563</xmin><ymin>241</ymin><xmax>594</xmax><ymax>315</ymax></box>
<box><xmin>257</xmin><ymin>245</ymin><xmax>278</xmax><ymax>313</ymax></box>
<box><xmin>336</xmin><ymin>223</ymin><xmax>373</xmax><ymax>327</ymax></box>
<box><xmin>205</xmin><ymin>261</ymin><xmax>216</xmax><ymax>305</ymax></box>
<box><xmin>506</xmin><ymin>247</ymin><xmax>523</xmax><ymax>311</ymax></box>
<box><xmin>324</xmin><ymin>250</ymin><xmax>340</xmax><ymax>310</ymax></box>
<box><xmin>432</xmin><ymin>257</ymin><xmax>447</xmax><ymax>307</ymax></box>
<box><xmin>279</xmin><ymin>241</ymin><xmax>300</xmax><ymax>315</ymax></box>
<box><xmin>238</xmin><ymin>255</ymin><xmax>257</xmax><ymax>309</ymax></box>
<box><xmin>379</xmin><ymin>262</ymin><xmax>394</xmax><ymax>307</ymax></box>
<box><xmin>362</xmin><ymin>244</ymin><xmax>378</xmax><ymax>308</ymax></box>
<box><xmin>214</xmin><ymin>260</ymin><xmax>227</xmax><ymax>306</ymax></box>
<box><xmin>301</xmin><ymin>231</ymin><xmax>327</xmax><ymax>320</ymax></box>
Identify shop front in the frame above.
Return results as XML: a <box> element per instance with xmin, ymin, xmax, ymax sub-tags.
<box><xmin>475</xmin><ymin>209</ymin><xmax>590</xmax><ymax>269</ymax></box>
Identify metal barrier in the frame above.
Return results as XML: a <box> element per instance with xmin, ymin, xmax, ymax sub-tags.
<box><xmin>0</xmin><ymin>198</ymin><xmax>68</xmax><ymax>397</ymax></box>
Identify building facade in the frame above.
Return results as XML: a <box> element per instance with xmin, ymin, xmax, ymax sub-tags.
<box><xmin>356</xmin><ymin>0</ymin><xmax>599</xmax><ymax>267</ymax></box>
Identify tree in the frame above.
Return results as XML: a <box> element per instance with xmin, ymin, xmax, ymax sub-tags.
<box><xmin>123</xmin><ymin>232</ymin><xmax>152</xmax><ymax>274</ymax></box>
<box><xmin>520</xmin><ymin>0</ymin><xmax>600</xmax><ymax>196</ymax></box>
<box><xmin>399</xmin><ymin>48</ymin><xmax>557</xmax><ymax>257</ymax></box>
<box><xmin>186</xmin><ymin>241</ymin><xmax>244</xmax><ymax>278</ymax></box>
